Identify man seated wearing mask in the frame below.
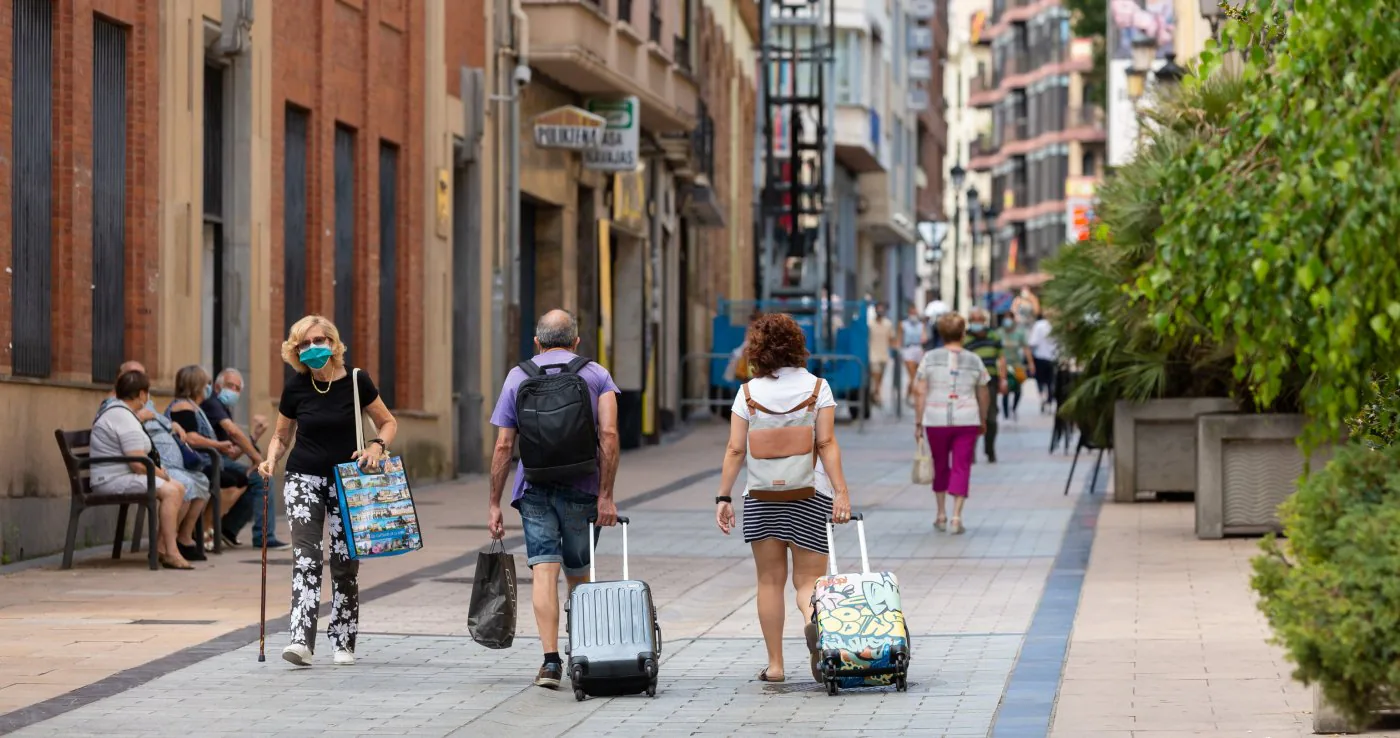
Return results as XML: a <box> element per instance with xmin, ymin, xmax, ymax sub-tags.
<box><xmin>203</xmin><ymin>368</ymin><xmax>289</xmax><ymax>550</ymax></box>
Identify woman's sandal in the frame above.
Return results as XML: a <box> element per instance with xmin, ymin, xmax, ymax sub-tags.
<box><xmin>159</xmin><ymin>555</ymin><xmax>194</xmax><ymax>571</ymax></box>
<box><xmin>757</xmin><ymin>667</ymin><xmax>785</xmax><ymax>683</ymax></box>
<box><xmin>934</xmin><ymin>516</ymin><xmax>948</xmax><ymax>532</ymax></box>
<box><xmin>950</xmin><ymin>518</ymin><xmax>966</xmax><ymax>535</ymax></box>
<box><xmin>805</xmin><ymin>622</ymin><xmax>822</xmax><ymax>682</ymax></box>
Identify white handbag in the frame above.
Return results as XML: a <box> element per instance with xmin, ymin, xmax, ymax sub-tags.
<box><xmin>912</xmin><ymin>435</ymin><xmax>932</xmax><ymax>485</ymax></box>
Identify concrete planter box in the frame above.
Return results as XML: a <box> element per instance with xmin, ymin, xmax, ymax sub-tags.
<box><xmin>1195</xmin><ymin>413</ymin><xmax>1333</xmax><ymax>539</ymax></box>
<box><xmin>1112</xmin><ymin>398</ymin><xmax>1238</xmax><ymax>502</ymax></box>
<box><xmin>1313</xmin><ymin>684</ymin><xmax>1400</xmax><ymax>733</ymax></box>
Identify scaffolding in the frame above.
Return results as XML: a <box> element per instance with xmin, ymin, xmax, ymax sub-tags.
<box><xmin>753</xmin><ymin>0</ymin><xmax>838</xmax><ymax>350</ymax></box>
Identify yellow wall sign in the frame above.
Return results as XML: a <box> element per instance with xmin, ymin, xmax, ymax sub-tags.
<box><xmin>970</xmin><ymin>11</ymin><xmax>987</xmax><ymax>45</ymax></box>
<box><xmin>612</xmin><ymin>167</ymin><xmax>647</xmax><ymax>233</ymax></box>
<box><xmin>436</xmin><ymin>169</ymin><xmax>450</xmax><ymax>238</ymax></box>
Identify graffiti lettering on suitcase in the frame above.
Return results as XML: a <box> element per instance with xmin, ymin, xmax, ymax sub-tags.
<box><xmin>813</xmin><ymin>572</ymin><xmax>908</xmax><ymax>687</ymax></box>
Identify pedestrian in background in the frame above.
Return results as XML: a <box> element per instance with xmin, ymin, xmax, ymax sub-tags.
<box><xmin>899</xmin><ymin>303</ymin><xmax>926</xmax><ymax>405</ymax></box>
<box><xmin>715</xmin><ymin>312</ymin><xmax>853</xmax><ymax>684</ymax></box>
<box><xmin>259</xmin><ymin>314</ymin><xmax>398</xmax><ymax>668</ymax></box>
<box><xmin>867</xmin><ymin>302</ymin><xmax>895</xmax><ymax>407</ymax></box>
<box><xmin>997</xmin><ymin>313</ymin><xmax>1034</xmax><ymax>420</ymax></box>
<box><xmin>964</xmin><ymin>308</ymin><xmax>1008</xmax><ymax>464</ymax></box>
<box><xmin>1028</xmin><ymin>312</ymin><xmax>1059</xmax><ymax>413</ymax></box>
<box><xmin>911</xmin><ymin>312</ymin><xmax>991</xmax><ymax>535</ymax></box>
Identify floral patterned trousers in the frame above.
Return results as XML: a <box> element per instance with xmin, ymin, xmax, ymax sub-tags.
<box><xmin>285</xmin><ymin>472</ymin><xmax>360</xmax><ymax>653</ymax></box>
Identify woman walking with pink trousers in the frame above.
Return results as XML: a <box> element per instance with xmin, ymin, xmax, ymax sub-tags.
<box><xmin>910</xmin><ymin>312</ymin><xmax>991</xmax><ymax>534</ymax></box>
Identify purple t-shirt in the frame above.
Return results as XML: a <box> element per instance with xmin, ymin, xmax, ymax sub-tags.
<box><xmin>489</xmin><ymin>350</ymin><xmax>620</xmax><ymax>507</ymax></box>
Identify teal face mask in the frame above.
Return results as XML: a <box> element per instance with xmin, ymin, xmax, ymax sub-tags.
<box><xmin>968</xmin><ymin>323</ymin><xmax>987</xmax><ymax>333</ymax></box>
<box><xmin>300</xmin><ymin>346</ymin><xmax>333</xmax><ymax>370</ymax></box>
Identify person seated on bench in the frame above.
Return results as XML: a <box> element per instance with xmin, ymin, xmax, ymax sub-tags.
<box><xmin>91</xmin><ymin>371</ymin><xmax>196</xmax><ymax>570</ymax></box>
<box><xmin>167</xmin><ymin>365</ymin><xmax>249</xmax><ymax>547</ymax></box>
<box><xmin>204</xmin><ymin>368</ymin><xmax>286</xmax><ymax>550</ymax></box>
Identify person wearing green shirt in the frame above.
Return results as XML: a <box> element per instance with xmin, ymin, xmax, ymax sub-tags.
<box><xmin>997</xmin><ymin>314</ymin><xmax>1034</xmax><ymax>420</ymax></box>
<box><xmin>964</xmin><ymin>308</ymin><xmax>1008</xmax><ymax>463</ymax></box>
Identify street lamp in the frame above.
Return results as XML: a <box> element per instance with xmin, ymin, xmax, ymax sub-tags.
<box><xmin>966</xmin><ymin>186</ymin><xmax>980</xmax><ymax>304</ymax></box>
<box><xmin>982</xmin><ymin>203</ymin><xmax>1000</xmax><ymax>309</ymax></box>
<box><xmin>1154</xmin><ymin>53</ymin><xmax>1187</xmax><ymax>87</ymax></box>
<box><xmin>1199</xmin><ymin>0</ymin><xmax>1226</xmax><ymax>39</ymax></box>
<box><xmin>950</xmin><ymin>163</ymin><xmax>966</xmax><ymax>311</ymax></box>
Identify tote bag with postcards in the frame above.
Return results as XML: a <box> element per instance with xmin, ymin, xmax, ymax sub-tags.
<box><xmin>333</xmin><ymin>368</ymin><xmax>424</xmax><ymax>560</ymax></box>
<box><xmin>743</xmin><ymin>378</ymin><xmax>823</xmax><ymax>502</ymax></box>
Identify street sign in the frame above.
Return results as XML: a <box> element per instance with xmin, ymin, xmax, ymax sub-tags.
<box><xmin>531</xmin><ymin>105</ymin><xmax>606</xmax><ymax>150</ymax></box>
<box><xmin>584</xmin><ymin>97</ymin><xmax>641</xmax><ymax>172</ymax></box>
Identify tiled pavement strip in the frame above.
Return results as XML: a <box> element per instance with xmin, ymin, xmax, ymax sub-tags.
<box><xmin>0</xmin><ymin>394</ymin><xmax>1351</xmax><ymax>737</ymax></box>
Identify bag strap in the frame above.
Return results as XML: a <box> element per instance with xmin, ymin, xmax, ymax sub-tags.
<box><xmin>517</xmin><ymin>360</ymin><xmax>544</xmax><ymax>378</ymax></box>
<box><xmin>563</xmin><ymin>356</ymin><xmax>593</xmax><ymax>374</ymax></box>
<box><xmin>352</xmin><ymin>368</ymin><xmax>365</xmax><ymax>450</ymax></box>
<box><xmin>742</xmin><ymin>378</ymin><xmax>823</xmax><ymax>417</ymax></box>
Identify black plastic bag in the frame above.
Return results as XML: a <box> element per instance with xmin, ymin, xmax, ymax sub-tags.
<box><xmin>468</xmin><ymin>541</ymin><xmax>517</xmax><ymax>649</ymax></box>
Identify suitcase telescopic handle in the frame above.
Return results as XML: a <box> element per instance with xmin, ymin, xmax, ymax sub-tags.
<box><xmin>587</xmin><ymin>515</ymin><xmax>630</xmax><ymax>582</ymax></box>
<box><xmin>825</xmin><ymin>512</ymin><xmax>870</xmax><ymax>577</ymax></box>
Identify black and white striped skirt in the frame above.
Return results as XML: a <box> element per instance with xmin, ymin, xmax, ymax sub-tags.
<box><xmin>742</xmin><ymin>494</ymin><xmax>833</xmax><ymax>554</ymax></box>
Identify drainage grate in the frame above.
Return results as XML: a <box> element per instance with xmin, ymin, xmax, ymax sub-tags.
<box><xmin>130</xmin><ymin>619</ymin><xmax>218</xmax><ymax>626</ymax></box>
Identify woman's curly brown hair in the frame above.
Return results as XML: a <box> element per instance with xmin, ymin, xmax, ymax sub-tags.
<box><xmin>745</xmin><ymin>313</ymin><xmax>809</xmax><ymax>378</ymax></box>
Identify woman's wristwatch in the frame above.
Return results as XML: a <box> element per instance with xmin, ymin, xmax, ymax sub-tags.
<box><xmin>715</xmin><ymin>495</ymin><xmax>732</xmax><ymax>504</ymax></box>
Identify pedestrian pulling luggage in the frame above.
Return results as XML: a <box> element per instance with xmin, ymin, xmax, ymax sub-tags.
<box><xmin>566</xmin><ymin>516</ymin><xmax>660</xmax><ymax>700</ymax></box>
<box><xmin>811</xmin><ymin>512</ymin><xmax>911</xmax><ymax>694</ymax></box>
<box><xmin>487</xmin><ymin>309</ymin><xmax>622</xmax><ymax>690</ymax></box>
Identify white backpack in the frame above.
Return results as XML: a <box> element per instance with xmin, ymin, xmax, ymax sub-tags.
<box><xmin>742</xmin><ymin>378</ymin><xmax>823</xmax><ymax>501</ymax></box>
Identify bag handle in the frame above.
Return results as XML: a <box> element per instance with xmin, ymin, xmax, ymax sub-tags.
<box><xmin>352</xmin><ymin>368</ymin><xmax>365</xmax><ymax>450</ymax></box>
<box><xmin>587</xmin><ymin>515</ymin><xmax>632</xmax><ymax>582</ymax></box>
<box><xmin>741</xmin><ymin>378</ymin><xmax>823</xmax><ymax>416</ymax></box>
<box><xmin>824</xmin><ymin>513</ymin><xmax>870</xmax><ymax>576</ymax></box>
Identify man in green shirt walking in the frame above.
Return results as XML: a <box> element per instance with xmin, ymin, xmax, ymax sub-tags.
<box><xmin>964</xmin><ymin>308</ymin><xmax>1008</xmax><ymax>463</ymax></box>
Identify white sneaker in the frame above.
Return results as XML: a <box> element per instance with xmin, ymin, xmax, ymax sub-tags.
<box><xmin>281</xmin><ymin>644</ymin><xmax>312</xmax><ymax>667</ymax></box>
<box><xmin>333</xmin><ymin>649</ymin><xmax>355</xmax><ymax>666</ymax></box>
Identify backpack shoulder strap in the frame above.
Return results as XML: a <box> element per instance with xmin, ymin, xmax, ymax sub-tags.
<box><xmin>563</xmin><ymin>356</ymin><xmax>593</xmax><ymax>374</ymax></box>
<box><xmin>741</xmin><ymin>382</ymin><xmax>780</xmax><ymax>416</ymax></box>
<box><xmin>517</xmin><ymin>360</ymin><xmax>544</xmax><ymax>378</ymax></box>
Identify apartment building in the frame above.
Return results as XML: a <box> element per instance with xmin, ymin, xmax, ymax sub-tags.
<box><xmin>827</xmin><ymin>0</ymin><xmax>918</xmax><ymax>310</ymax></box>
<box><xmin>913</xmin><ymin>0</ymin><xmax>949</xmax><ymax>309</ymax></box>
<box><xmin>961</xmin><ymin>0</ymin><xmax>1104</xmax><ymax>285</ymax></box>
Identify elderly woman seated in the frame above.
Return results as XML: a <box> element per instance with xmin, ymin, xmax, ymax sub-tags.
<box><xmin>91</xmin><ymin>371</ymin><xmax>201</xmax><ymax>570</ymax></box>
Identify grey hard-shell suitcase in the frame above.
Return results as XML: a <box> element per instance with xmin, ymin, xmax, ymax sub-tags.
<box><xmin>565</xmin><ymin>516</ymin><xmax>661</xmax><ymax>700</ymax></box>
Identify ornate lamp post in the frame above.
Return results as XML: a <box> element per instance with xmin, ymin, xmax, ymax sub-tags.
<box><xmin>966</xmin><ymin>185</ymin><xmax>980</xmax><ymax>304</ymax></box>
<box><xmin>1199</xmin><ymin>0</ymin><xmax>1227</xmax><ymax>39</ymax></box>
<box><xmin>950</xmin><ymin>163</ymin><xmax>966</xmax><ymax>310</ymax></box>
<box><xmin>982</xmin><ymin>202</ymin><xmax>1001</xmax><ymax>310</ymax></box>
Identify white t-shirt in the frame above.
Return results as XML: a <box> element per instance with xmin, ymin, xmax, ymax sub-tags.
<box><xmin>90</xmin><ymin>403</ymin><xmax>151</xmax><ymax>484</ymax></box>
<box><xmin>1028</xmin><ymin>319</ymin><xmax>1059</xmax><ymax>361</ymax></box>
<box><xmin>916</xmin><ymin>348</ymin><xmax>990</xmax><ymax>427</ymax></box>
<box><xmin>731</xmin><ymin>367</ymin><xmax>838</xmax><ymax>497</ymax></box>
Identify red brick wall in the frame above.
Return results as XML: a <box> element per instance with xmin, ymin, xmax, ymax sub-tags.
<box><xmin>270</xmin><ymin>0</ymin><xmax>426</xmax><ymax>407</ymax></box>
<box><xmin>0</xmin><ymin>0</ymin><xmax>159</xmax><ymax>380</ymax></box>
<box><xmin>445</xmin><ymin>0</ymin><xmax>486</xmax><ymax>96</ymax></box>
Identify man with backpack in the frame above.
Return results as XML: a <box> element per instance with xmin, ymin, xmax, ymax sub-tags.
<box><xmin>487</xmin><ymin>309</ymin><xmax>621</xmax><ymax>690</ymax></box>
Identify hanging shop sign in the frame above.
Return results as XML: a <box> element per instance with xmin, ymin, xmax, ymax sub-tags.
<box><xmin>584</xmin><ymin>97</ymin><xmax>641</xmax><ymax>172</ymax></box>
<box><xmin>531</xmin><ymin>105</ymin><xmax>607</xmax><ymax>150</ymax></box>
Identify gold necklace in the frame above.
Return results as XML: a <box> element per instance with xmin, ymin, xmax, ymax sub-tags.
<box><xmin>311</xmin><ymin>372</ymin><xmax>333</xmax><ymax>394</ymax></box>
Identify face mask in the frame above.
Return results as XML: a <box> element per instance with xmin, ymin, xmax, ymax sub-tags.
<box><xmin>968</xmin><ymin>323</ymin><xmax>987</xmax><ymax>333</ymax></box>
<box><xmin>218</xmin><ymin>389</ymin><xmax>240</xmax><ymax>407</ymax></box>
<box><xmin>1002</xmin><ymin>318</ymin><xmax>1014</xmax><ymax>328</ymax></box>
<box><xmin>143</xmin><ymin>399</ymin><xmax>156</xmax><ymax>413</ymax></box>
<box><xmin>203</xmin><ymin>384</ymin><xmax>213</xmax><ymax>400</ymax></box>
<box><xmin>300</xmin><ymin>345</ymin><xmax>333</xmax><ymax>370</ymax></box>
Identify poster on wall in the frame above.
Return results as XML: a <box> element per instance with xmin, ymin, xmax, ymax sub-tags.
<box><xmin>584</xmin><ymin>97</ymin><xmax>641</xmax><ymax>172</ymax></box>
<box><xmin>1106</xmin><ymin>1</ymin><xmax>1176</xmax><ymax>167</ymax></box>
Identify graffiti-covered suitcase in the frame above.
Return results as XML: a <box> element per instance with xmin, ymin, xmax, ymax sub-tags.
<box><xmin>565</xmin><ymin>517</ymin><xmax>662</xmax><ymax>701</ymax></box>
<box><xmin>811</xmin><ymin>513</ymin><xmax>911</xmax><ymax>694</ymax></box>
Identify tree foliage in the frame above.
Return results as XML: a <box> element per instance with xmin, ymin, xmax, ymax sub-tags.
<box><xmin>1143</xmin><ymin>0</ymin><xmax>1400</xmax><ymax>450</ymax></box>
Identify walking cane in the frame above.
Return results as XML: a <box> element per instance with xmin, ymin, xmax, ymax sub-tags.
<box><xmin>258</xmin><ymin>480</ymin><xmax>270</xmax><ymax>662</ymax></box>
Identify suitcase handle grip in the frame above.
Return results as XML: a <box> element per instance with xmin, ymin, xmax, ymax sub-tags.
<box><xmin>587</xmin><ymin>516</ymin><xmax>629</xmax><ymax>582</ymax></box>
<box><xmin>825</xmin><ymin>512</ymin><xmax>870</xmax><ymax>576</ymax></box>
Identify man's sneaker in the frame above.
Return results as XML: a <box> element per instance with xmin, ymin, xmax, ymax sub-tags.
<box><xmin>255</xmin><ymin>538</ymin><xmax>293</xmax><ymax>551</ymax></box>
<box><xmin>221</xmin><ymin>529</ymin><xmax>242</xmax><ymax>547</ymax></box>
<box><xmin>333</xmin><ymin>649</ymin><xmax>355</xmax><ymax>666</ymax></box>
<box><xmin>282</xmin><ymin>644</ymin><xmax>312</xmax><ymax>667</ymax></box>
<box><xmin>534</xmin><ymin>662</ymin><xmax>563</xmax><ymax>689</ymax></box>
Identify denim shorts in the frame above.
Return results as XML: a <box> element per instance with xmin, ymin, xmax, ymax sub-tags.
<box><xmin>518</xmin><ymin>485</ymin><xmax>600</xmax><ymax>577</ymax></box>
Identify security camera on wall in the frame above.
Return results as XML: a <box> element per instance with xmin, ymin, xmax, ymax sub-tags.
<box><xmin>513</xmin><ymin>65</ymin><xmax>532</xmax><ymax>88</ymax></box>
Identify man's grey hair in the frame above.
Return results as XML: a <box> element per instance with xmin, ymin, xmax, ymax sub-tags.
<box><xmin>535</xmin><ymin>310</ymin><xmax>579</xmax><ymax>350</ymax></box>
<box><xmin>215</xmin><ymin>368</ymin><xmax>243</xmax><ymax>387</ymax></box>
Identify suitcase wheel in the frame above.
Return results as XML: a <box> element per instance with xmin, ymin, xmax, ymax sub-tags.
<box><xmin>643</xmin><ymin>657</ymin><xmax>658</xmax><ymax>697</ymax></box>
<box><xmin>572</xmin><ymin>665</ymin><xmax>586</xmax><ymax>702</ymax></box>
<box><xmin>820</xmin><ymin>662</ymin><xmax>839</xmax><ymax>696</ymax></box>
<box><xmin>646</xmin><ymin>679</ymin><xmax>657</xmax><ymax>698</ymax></box>
<box><xmin>573</xmin><ymin>686</ymin><xmax>586</xmax><ymax>702</ymax></box>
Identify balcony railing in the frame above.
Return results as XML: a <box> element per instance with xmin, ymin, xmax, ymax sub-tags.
<box><xmin>649</xmin><ymin>4</ymin><xmax>662</xmax><ymax>42</ymax></box>
<box><xmin>693</xmin><ymin>102</ymin><xmax>715</xmax><ymax>177</ymax></box>
<box><xmin>674</xmin><ymin>34</ymin><xmax>691</xmax><ymax>72</ymax></box>
<box><xmin>970</xmin><ymin>134</ymin><xmax>996</xmax><ymax>159</ymax></box>
<box><xmin>1071</xmin><ymin>105</ymin><xmax>1105</xmax><ymax>129</ymax></box>
<box><xmin>617</xmin><ymin>0</ymin><xmax>633</xmax><ymax>23</ymax></box>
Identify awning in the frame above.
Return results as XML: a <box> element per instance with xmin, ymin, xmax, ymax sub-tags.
<box><xmin>992</xmin><ymin>272</ymin><xmax>1052</xmax><ymax>292</ymax></box>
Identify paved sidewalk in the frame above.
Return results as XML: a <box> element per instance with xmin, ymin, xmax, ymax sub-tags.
<box><xmin>2</xmin><ymin>403</ymin><xmax>1087</xmax><ymax>737</ymax></box>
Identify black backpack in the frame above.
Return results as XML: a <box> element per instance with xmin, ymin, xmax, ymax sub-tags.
<box><xmin>514</xmin><ymin>356</ymin><xmax>600</xmax><ymax>483</ymax></box>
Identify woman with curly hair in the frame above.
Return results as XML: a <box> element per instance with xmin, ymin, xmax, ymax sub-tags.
<box><xmin>714</xmin><ymin>312</ymin><xmax>853</xmax><ymax>683</ymax></box>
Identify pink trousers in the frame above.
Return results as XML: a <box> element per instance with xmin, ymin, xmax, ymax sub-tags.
<box><xmin>925</xmin><ymin>425</ymin><xmax>980</xmax><ymax>497</ymax></box>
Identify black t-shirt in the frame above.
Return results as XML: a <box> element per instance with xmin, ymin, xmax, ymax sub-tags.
<box><xmin>200</xmin><ymin>397</ymin><xmax>233</xmax><ymax>442</ymax></box>
<box><xmin>279</xmin><ymin>369</ymin><xmax>380</xmax><ymax>478</ymax></box>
